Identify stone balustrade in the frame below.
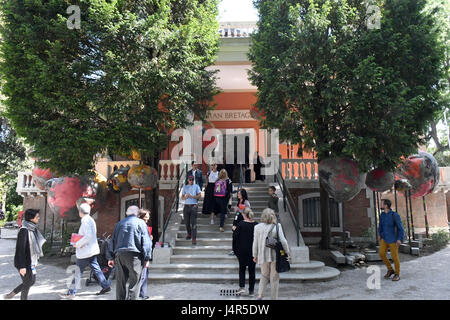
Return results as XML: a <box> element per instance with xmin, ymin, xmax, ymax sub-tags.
<box><xmin>219</xmin><ymin>21</ymin><xmax>257</xmax><ymax>38</ymax></box>
<box><xmin>281</xmin><ymin>158</ymin><xmax>318</xmax><ymax>181</ymax></box>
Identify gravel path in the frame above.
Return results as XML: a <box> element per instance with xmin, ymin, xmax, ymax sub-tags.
<box><xmin>1</xmin><ymin>238</ymin><xmax>449</xmax><ymax>300</ymax></box>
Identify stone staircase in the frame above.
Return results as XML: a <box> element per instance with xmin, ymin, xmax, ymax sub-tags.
<box><xmin>149</xmin><ymin>182</ymin><xmax>340</xmax><ymax>282</ymax></box>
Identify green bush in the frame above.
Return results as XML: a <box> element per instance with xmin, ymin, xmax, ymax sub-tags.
<box><xmin>430</xmin><ymin>229</ymin><xmax>450</xmax><ymax>250</ymax></box>
<box><xmin>6</xmin><ymin>204</ymin><xmax>22</xmax><ymax>222</ymax></box>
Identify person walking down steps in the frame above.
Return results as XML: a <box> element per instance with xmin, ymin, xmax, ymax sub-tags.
<box><xmin>4</xmin><ymin>209</ymin><xmax>46</xmax><ymax>300</ymax></box>
<box><xmin>213</xmin><ymin>169</ymin><xmax>232</xmax><ymax>232</ymax></box>
<box><xmin>202</xmin><ymin>163</ymin><xmax>219</xmax><ymax>224</ymax></box>
<box><xmin>182</xmin><ymin>175</ymin><xmax>202</xmax><ymax>245</ymax></box>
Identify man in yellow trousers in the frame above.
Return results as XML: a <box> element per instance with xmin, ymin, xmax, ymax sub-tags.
<box><xmin>378</xmin><ymin>199</ymin><xmax>405</xmax><ymax>281</ymax></box>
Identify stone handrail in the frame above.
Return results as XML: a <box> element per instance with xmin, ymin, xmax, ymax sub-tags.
<box><xmin>16</xmin><ymin>172</ymin><xmax>45</xmax><ymax>196</ymax></box>
<box><xmin>219</xmin><ymin>21</ymin><xmax>257</xmax><ymax>38</ymax></box>
<box><xmin>281</xmin><ymin>158</ymin><xmax>318</xmax><ymax>180</ymax></box>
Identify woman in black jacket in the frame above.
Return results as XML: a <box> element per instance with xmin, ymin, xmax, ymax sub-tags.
<box><xmin>233</xmin><ymin>207</ymin><xmax>258</xmax><ymax>296</ymax></box>
<box><xmin>4</xmin><ymin>209</ymin><xmax>46</xmax><ymax>300</ymax></box>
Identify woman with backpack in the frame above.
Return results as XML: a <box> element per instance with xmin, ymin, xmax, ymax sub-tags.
<box><xmin>253</xmin><ymin>208</ymin><xmax>290</xmax><ymax>300</ymax></box>
<box><xmin>233</xmin><ymin>207</ymin><xmax>258</xmax><ymax>296</ymax></box>
<box><xmin>213</xmin><ymin>169</ymin><xmax>232</xmax><ymax>232</ymax></box>
<box><xmin>230</xmin><ymin>189</ymin><xmax>251</xmax><ymax>255</ymax></box>
<box><xmin>202</xmin><ymin>163</ymin><xmax>220</xmax><ymax>225</ymax></box>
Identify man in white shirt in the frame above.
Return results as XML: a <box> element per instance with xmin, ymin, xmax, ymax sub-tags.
<box><xmin>60</xmin><ymin>203</ymin><xmax>111</xmax><ymax>299</ymax></box>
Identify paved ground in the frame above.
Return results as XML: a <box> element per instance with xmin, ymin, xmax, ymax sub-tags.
<box><xmin>1</xmin><ymin>238</ymin><xmax>449</xmax><ymax>300</ymax></box>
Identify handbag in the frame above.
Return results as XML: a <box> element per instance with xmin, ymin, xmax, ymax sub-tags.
<box><xmin>265</xmin><ymin>224</ymin><xmax>277</xmax><ymax>249</ymax></box>
<box><xmin>274</xmin><ymin>224</ymin><xmax>290</xmax><ymax>273</ymax></box>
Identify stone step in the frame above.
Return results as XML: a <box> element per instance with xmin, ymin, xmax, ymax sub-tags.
<box><xmin>175</xmin><ymin>238</ymin><xmax>232</xmax><ymax>246</ymax></box>
<box><xmin>178</xmin><ymin>224</ymin><xmax>234</xmax><ymax>231</ymax></box>
<box><xmin>173</xmin><ymin>246</ymin><xmax>232</xmax><ymax>255</ymax></box>
<box><xmin>147</xmin><ymin>267</ymin><xmax>340</xmax><ymax>283</ymax></box>
<box><xmin>149</xmin><ymin>262</ymin><xmax>325</xmax><ymax>275</ymax></box>
<box><xmin>176</xmin><ymin>231</ymin><xmax>233</xmax><ymax>238</ymax></box>
<box><xmin>171</xmin><ymin>254</ymin><xmax>239</xmax><ymax>264</ymax></box>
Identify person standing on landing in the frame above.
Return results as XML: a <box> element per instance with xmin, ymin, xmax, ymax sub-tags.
<box><xmin>138</xmin><ymin>209</ymin><xmax>153</xmax><ymax>300</ymax></box>
<box><xmin>107</xmin><ymin>205</ymin><xmax>152</xmax><ymax>300</ymax></box>
<box><xmin>230</xmin><ymin>189</ymin><xmax>250</xmax><ymax>255</ymax></box>
<box><xmin>233</xmin><ymin>207</ymin><xmax>258</xmax><ymax>296</ymax></box>
<box><xmin>182</xmin><ymin>175</ymin><xmax>202</xmax><ymax>245</ymax></box>
<box><xmin>378</xmin><ymin>199</ymin><xmax>404</xmax><ymax>281</ymax></box>
<box><xmin>61</xmin><ymin>203</ymin><xmax>111</xmax><ymax>299</ymax></box>
<box><xmin>253</xmin><ymin>209</ymin><xmax>290</xmax><ymax>300</ymax></box>
<box><xmin>4</xmin><ymin>209</ymin><xmax>45</xmax><ymax>300</ymax></box>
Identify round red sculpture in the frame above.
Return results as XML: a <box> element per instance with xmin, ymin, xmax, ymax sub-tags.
<box><xmin>318</xmin><ymin>158</ymin><xmax>366</xmax><ymax>202</ymax></box>
<box><xmin>396</xmin><ymin>151</ymin><xmax>440</xmax><ymax>199</ymax></box>
<box><xmin>365</xmin><ymin>169</ymin><xmax>395</xmax><ymax>192</ymax></box>
<box><xmin>32</xmin><ymin>167</ymin><xmax>54</xmax><ymax>190</ymax></box>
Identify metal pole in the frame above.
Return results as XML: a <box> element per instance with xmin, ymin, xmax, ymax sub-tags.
<box><xmin>423</xmin><ymin>196</ymin><xmax>430</xmax><ymax>239</ymax></box>
<box><xmin>342</xmin><ymin>202</ymin><xmax>346</xmax><ymax>256</ymax></box>
<box><xmin>139</xmin><ymin>188</ymin><xmax>142</xmax><ymax>208</ymax></box>
<box><xmin>408</xmin><ymin>190</ymin><xmax>415</xmax><ymax>240</ymax></box>
<box><xmin>394</xmin><ymin>188</ymin><xmax>398</xmax><ymax>212</ymax></box>
<box><xmin>373</xmin><ymin>191</ymin><xmax>378</xmax><ymax>246</ymax></box>
<box><xmin>404</xmin><ymin>191</ymin><xmax>412</xmax><ymax>252</ymax></box>
<box><xmin>43</xmin><ymin>194</ymin><xmax>47</xmax><ymax>235</ymax></box>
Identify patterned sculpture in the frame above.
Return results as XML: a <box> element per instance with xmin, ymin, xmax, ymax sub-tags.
<box><xmin>107</xmin><ymin>167</ymin><xmax>132</xmax><ymax>193</ymax></box>
<box><xmin>365</xmin><ymin>169</ymin><xmax>395</xmax><ymax>192</ymax></box>
<box><xmin>46</xmin><ymin>173</ymin><xmax>106</xmax><ymax>221</ymax></box>
<box><xmin>32</xmin><ymin>167</ymin><xmax>54</xmax><ymax>190</ymax></box>
<box><xmin>318</xmin><ymin>158</ymin><xmax>366</xmax><ymax>202</ymax></box>
<box><xmin>127</xmin><ymin>165</ymin><xmax>158</xmax><ymax>190</ymax></box>
<box><xmin>396</xmin><ymin>151</ymin><xmax>440</xmax><ymax>198</ymax></box>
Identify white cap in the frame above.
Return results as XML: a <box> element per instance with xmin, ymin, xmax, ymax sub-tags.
<box><xmin>79</xmin><ymin>203</ymin><xmax>91</xmax><ymax>215</ymax></box>
<box><xmin>126</xmin><ymin>205</ymin><xmax>139</xmax><ymax>216</ymax></box>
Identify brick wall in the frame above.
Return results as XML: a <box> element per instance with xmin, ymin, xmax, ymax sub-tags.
<box><xmin>287</xmin><ymin>187</ymin><xmax>372</xmax><ymax>238</ymax></box>
<box><xmin>23</xmin><ymin>195</ymin><xmax>63</xmax><ymax>235</ymax></box>
<box><xmin>381</xmin><ymin>189</ymin><xmax>449</xmax><ymax>234</ymax></box>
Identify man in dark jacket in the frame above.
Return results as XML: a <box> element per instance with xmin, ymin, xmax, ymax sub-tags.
<box><xmin>107</xmin><ymin>205</ymin><xmax>152</xmax><ymax>300</ymax></box>
<box><xmin>378</xmin><ymin>199</ymin><xmax>405</xmax><ymax>281</ymax></box>
<box><xmin>185</xmin><ymin>162</ymin><xmax>204</xmax><ymax>191</ymax></box>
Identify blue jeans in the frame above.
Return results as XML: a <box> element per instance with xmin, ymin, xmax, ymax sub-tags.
<box><xmin>139</xmin><ymin>267</ymin><xmax>148</xmax><ymax>298</ymax></box>
<box><xmin>68</xmin><ymin>256</ymin><xmax>110</xmax><ymax>295</ymax></box>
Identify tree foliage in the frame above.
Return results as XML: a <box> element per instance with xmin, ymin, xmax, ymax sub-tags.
<box><xmin>249</xmin><ymin>0</ymin><xmax>446</xmax><ymax>171</ymax></box>
<box><xmin>0</xmin><ymin>0</ymin><xmax>220</xmax><ymax>175</ymax></box>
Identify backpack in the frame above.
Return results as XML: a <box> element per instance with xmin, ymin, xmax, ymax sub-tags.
<box><xmin>214</xmin><ymin>179</ymin><xmax>227</xmax><ymax>197</ymax></box>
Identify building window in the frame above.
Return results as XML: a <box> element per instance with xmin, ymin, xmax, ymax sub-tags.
<box><xmin>302</xmin><ymin>197</ymin><xmax>340</xmax><ymax>228</ymax></box>
<box><xmin>125</xmin><ymin>198</ymin><xmax>144</xmax><ymax>212</ymax></box>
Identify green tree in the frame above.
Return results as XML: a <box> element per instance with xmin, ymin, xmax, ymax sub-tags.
<box><xmin>425</xmin><ymin>0</ymin><xmax>450</xmax><ymax>165</ymax></box>
<box><xmin>249</xmin><ymin>0</ymin><xmax>446</xmax><ymax>248</ymax></box>
<box><xmin>0</xmin><ymin>0</ymin><xmax>220</xmax><ymax>239</ymax></box>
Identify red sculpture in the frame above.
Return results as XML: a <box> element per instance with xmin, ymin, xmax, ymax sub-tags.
<box><xmin>365</xmin><ymin>169</ymin><xmax>395</xmax><ymax>192</ymax></box>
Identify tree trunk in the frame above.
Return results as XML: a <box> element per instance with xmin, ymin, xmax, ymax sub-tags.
<box><xmin>317</xmin><ymin>152</ymin><xmax>331</xmax><ymax>250</ymax></box>
<box><xmin>143</xmin><ymin>154</ymin><xmax>160</xmax><ymax>244</ymax></box>
<box><xmin>319</xmin><ymin>179</ymin><xmax>331</xmax><ymax>249</ymax></box>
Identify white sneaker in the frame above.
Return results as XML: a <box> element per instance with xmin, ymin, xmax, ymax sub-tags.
<box><xmin>236</xmin><ymin>288</ymin><xmax>246</xmax><ymax>295</ymax></box>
